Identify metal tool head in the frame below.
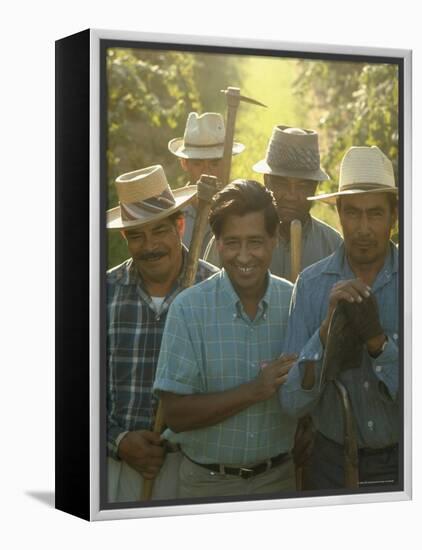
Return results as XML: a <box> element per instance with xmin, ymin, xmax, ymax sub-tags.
<box><xmin>220</xmin><ymin>86</ymin><xmax>267</xmax><ymax>108</ymax></box>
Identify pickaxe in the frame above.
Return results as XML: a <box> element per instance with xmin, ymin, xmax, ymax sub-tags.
<box><xmin>220</xmin><ymin>86</ymin><xmax>267</xmax><ymax>186</ymax></box>
<box><xmin>142</xmin><ymin>175</ymin><xmax>221</xmax><ymax>500</ymax></box>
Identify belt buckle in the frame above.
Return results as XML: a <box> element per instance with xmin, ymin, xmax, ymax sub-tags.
<box><xmin>239</xmin><ymin>467</ymin><xmax>254</xmax><ymax>480</ymax></box>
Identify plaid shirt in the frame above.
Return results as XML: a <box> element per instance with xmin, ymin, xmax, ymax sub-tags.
<box><xmin>153</xmin><ymin>270</ymin><xmax>296</xmax><ymax>465</ymax></box>
<box><xmin>107</xmin><ymin>248</ymin><xmax>217</xmax><ymax>459</ymax></box>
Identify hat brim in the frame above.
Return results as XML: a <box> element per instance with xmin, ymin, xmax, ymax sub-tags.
<box><xmin>307</xmin><ymin>187</ymin><xmax>399</xmax><ymax>205</ymax></box>
<box><xmin>106</xmin><ymin>185</ymin><xmax>197</xmax><ymax>231</ymax></box>
<box><xmin>168</xmin><ymin>138</ymin><xmax>244</xmax><ymax>159</ymax></box>
<box><xmin>253</xmin><ymin>159</ymin><xmax>330</xmax><ymax>181</ymax></box>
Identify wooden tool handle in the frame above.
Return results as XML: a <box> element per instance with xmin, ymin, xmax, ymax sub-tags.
<box><xmin>290</xmin><ymin>219</ymin><xmax>302</xmax><ymax>283</ymax></box>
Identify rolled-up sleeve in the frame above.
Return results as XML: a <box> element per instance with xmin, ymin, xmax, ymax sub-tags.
<box><xmin>279</xmin><ymin>275</ymin><xmax>325</xmax><ymax>417</ymax></box>
<box><xmin>153</xmin><ymin>298</ymin><xmax>203</xmax><ymax>396</ymax></box>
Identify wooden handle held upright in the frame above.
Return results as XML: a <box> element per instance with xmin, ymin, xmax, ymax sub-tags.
<box><xmin>290</xmin><ymin>219</ymin><xmax>302</xmax><ymax>283</ymax></box>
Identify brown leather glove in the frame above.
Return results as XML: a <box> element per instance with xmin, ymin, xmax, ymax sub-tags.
<box><xmin>341</xmin><ymin>294</ymin><xmax>384</xmax><ymax>343</ymax></box>
<box><xmin>321</xmin><ymin>303</ymin><xmax>364</xmax><ymax>384</ymax></box>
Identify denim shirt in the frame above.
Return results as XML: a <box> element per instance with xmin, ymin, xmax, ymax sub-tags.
<box><xmin>280</xmin><ymin>243</ymin><xmax>399</xmax><ymax>448</ymax></box>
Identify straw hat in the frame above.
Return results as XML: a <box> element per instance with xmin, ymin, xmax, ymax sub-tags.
<box><xmin>168</xmin><ymin>112</ymin><xmax>244</xmax><ymax>159</ymax></box>
<box><xmin>253</xmin><ymin>125</ymin><xmax>329</xmax><ymax>181</ymax></box>
<box><xmin>307</xmin><ymin>146</ymin><xmax>398</xmax><ymax>204</ymax></box>
<box><xmin>107</xmin><ymin>165</ymin><xmax>197</xmax><ymax>230</ymax></box>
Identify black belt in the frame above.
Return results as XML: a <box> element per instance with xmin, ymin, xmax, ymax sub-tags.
<box><xmin>185</xmin><ymin>451</ymin><xmax>290</xmax><ymax>480</ymax></box>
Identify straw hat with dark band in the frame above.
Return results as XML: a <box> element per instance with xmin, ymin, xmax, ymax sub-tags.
<box><xmin>107</xmin><ymin>165</ymin><xmax>197</xmax><ymax>230</ymax></box>
<box><xmin>307</xmin><ymin>146</ymin><xmax>398</xmax><ymax>204</ymax></box>
<box><xmin>253</xmin><ymin>125</ymin><xmax>330</xmax><ymax>181</ymax></box>
<box><xmin>168</xmin><ymin>112</ymin><xmax>244</xmax><ymax>159</ymax></box>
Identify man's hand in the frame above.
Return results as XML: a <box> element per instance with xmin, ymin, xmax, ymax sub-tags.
<box><xmin>251</xmin><ymin>353</ymin><xmax>297</xmax><ymax>401</ymax></box>
<box><xmin>341</xmin><ymin>294</ymin><xmax>384</xmax><ymax>348</ymax></box>
<box><xmin>117</xmin><ymin>430</ymin><xmax>165</xmax><ymax>480</ymax></box>
<box><xmin>320</xmin><ymin>279</ymin><xmax>371</xmax><ymax>346</ymax></box>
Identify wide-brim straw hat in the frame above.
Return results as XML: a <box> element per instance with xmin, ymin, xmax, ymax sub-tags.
<box><xmin>253</xmin><ymin>125</ymin><xmax>329</xmax><ymax>181</ymax></box>
<box><xmin>168</xmin><ymin>112</ymin><xmax>244</xmax><ymax>159</ymax></box>
<box><xmin>307</xmin><ymin>145</ymin><xmax>398</xmax><ymax>204</ymax></box>
<box><xmin>107</xmin><ymin>165</ymin><xmax>197</xmax><ymax>230</ymax></box>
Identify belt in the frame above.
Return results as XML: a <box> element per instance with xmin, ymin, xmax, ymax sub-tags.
<box><xmin>185</xmin><ymin>451</ymin><xmax>290</xmax><ymax>480</ymax></box>
<box><xmin>317</xmin><ymin>431</ymin><xmax>398</xmax><ymax>457</ymax></box>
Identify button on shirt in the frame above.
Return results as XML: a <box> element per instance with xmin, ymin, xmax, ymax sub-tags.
<box><xmin>204</xmin><ymin>215</ymin><xmax>342</xmax><ymax>278</ymax></box>
<box><xmin>280</xmin><ymin>243</ymin><xmax>399</xmax><ymax>449</ymax></box>
<box><xmin>153</xmin><ymin>270</ymin><xmax>296</xmax><ymax>465</ymax></box>
<box><xmin>107</xmin><ymin>248</ymin><xmax>217</xmax><ymax>459</ymax></box>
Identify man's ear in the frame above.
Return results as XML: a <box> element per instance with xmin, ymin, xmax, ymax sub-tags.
<box><xmin>180</xmin><ymin>158</ymin><xmax>189</xmax><ymax>173</ymax></box>
<box><xmin>120</xmin><ymin>230</ymin><xmax>127</xmax><ymax>241</ymax></box>
<box><xmin>175</xmin><ymin>216</ymin><xmax>185</xmax><ymax>238</ymax></box>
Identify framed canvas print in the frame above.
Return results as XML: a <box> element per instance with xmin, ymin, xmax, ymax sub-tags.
<box><xmin>55</xmin><ymin>28</ymin><xmax>412</xmax><ymax>521</ymax></box>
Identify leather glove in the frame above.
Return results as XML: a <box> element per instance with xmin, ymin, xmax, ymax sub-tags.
<box><xmin>322</xmin><ymin>302</ymin><xmax>363</xmax><ymax>383</ymax></box>
<box><xmin>341</xmin><ymin>294</ymin><xmax>384</xmax><ymax>343</ymax></box>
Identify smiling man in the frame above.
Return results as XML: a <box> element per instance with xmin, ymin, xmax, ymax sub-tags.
<box><xmin>280</xmin><ymin>146</ymin><xmax>399</xmax><ymax>489</ymax></box>
<box><xmin>106</xmin><ymin>165</ymin><xmax>217</xmax><ymax>502</ymax></box>
<box><xmin>153</xmin><ymin>180</ymin><xmax>298</xmax><ymax>498</ymax></box>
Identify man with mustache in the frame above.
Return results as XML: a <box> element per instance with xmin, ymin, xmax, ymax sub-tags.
<box><xmin>280</xmin><ymin>146</ymin><xmax>399</xmax><ymax>489</ymax></box>
<box><xmin>153</xmin><ymin>180</ymin><xmax>298</xmax><ymax>498</ymax></box>
<box><xmin>205</xmin><ymin>125</ymin><xmax>342</xmax><ymax>279</ymax></box>
<box><xmin>106</xmin><ymin>165</ymin><xmax>217</xmax><ymax>502</ymax></box>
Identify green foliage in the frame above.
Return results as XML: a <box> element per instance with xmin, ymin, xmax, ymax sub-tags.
<box><xmin>106</xmin><ymin>48</ymin><xmax>242</xmax><ymax>268</ymax></box>
<box><xmin>293</xmin><ymin>61</ymin><xmax>399</xmax><ymax>186</ymax></box>
<box><xmin>293</xmin><ymin>59</ymin><xmax>399</xmax><ymax>241</ymax></box>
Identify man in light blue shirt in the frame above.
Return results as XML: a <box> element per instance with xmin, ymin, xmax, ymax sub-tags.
<box><xmin>280</xmin><ymin>146</ymin><xmax>399</xmax><ymax>490</ymax></box>
<box><xmin>154</xmin><ymin>180</ymin><xmax>298</xmax><ymax>498</ymax></box>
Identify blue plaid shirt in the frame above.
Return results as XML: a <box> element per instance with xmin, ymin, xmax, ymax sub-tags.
<box><xmin>280</xmin><ymin>243</ymin><xmax>399</xmax><ymax>448</ymax></box>
<box><xmin>107</xmin><ymin>248</ymin><xmax>217</xmax><ymax>459</ymax></box>
<box><xmin>153</xmin><ymin>270</ymin><xmax>296</xmax><ymax>465</ymax></box>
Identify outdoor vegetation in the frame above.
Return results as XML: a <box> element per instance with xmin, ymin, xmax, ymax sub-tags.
<box><xmin>107</xmin><ymin>48</ymin><xmax>399</xmax><ymax>268</ymax></box>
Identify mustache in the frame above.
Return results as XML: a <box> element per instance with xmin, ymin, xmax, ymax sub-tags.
<box><xmin>136</xmin><ymin>250</ymin><xmax>167</xmax><ymax>261</ymax></box>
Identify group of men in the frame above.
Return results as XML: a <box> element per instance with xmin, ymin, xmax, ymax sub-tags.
<box><xmin>106</xmin><ymin>110</ymin><xmax>399</xmax><ymax>502</ymax></box>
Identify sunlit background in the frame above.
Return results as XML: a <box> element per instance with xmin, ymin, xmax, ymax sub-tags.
<box><xmin>106</xmin><ymin>48</ymin><xmax>399</xmax><ymax>268</ymax></box>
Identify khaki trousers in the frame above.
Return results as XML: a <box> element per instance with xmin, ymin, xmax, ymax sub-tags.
<box><xmin>107</xmin><ymin>451</ymin><xmax>182</xmax><ymax>503</ymax></box>
<box><xmin>178</xmin><ymin>455</ymin><xmax>296</xmax><ymax>499</ymax></box>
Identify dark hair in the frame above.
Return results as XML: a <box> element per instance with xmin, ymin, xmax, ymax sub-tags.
<box><xmin>168</xmin><ymin>209</ymin><xmax>184</xmax><ymax>223</ymax></box>
<box><xmin>336</xmin><ymin>193</ymin><xmax>398</xmax><ymax>213</ymax></box>
<box><xmin>209</xmin><ymin>179</ymin><xmax>279</xmax><ymax>239</ymax></box>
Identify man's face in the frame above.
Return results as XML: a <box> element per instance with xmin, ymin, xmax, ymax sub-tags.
<box><xmin>124</xmin><ymin>216</ymin><xmax>184</xmax><ymax>284</ymax></box>
<box><xmin>216</xmin><ymin>211</ymin><xmax>277</xmax><ymax>298</ymax></box>
<box><xmin>264</xmin><ymin>175</ymin><xmax>317</xmax><ymax>224</ymax></box>
<box><xmin>338</xmin><ymin>193</ymin><xmax>397</xmax><ymax>267</ymax></box>
<box><xmin>181</xmin><ymin>157</ymin><xmax>224</xmax><ymax>184</ymax></box>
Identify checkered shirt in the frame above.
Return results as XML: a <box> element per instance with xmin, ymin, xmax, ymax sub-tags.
<box><xmin>107</xmin><ymin>248</ymin><xmax>217</xmax><ymax>459</ymax></box>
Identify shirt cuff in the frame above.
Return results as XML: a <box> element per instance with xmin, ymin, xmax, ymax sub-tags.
<box><xmin>297</xmin><ymin>328</ymin><xmax>324</xmax><ymax>392</ymax></box>
<box><xmin>115</xmin><ymin>430</ymin><xmax>129</xmax><ymax>456</ymax></box>
<box><xmin>369</xmin><ymin>335</ymin><xmax>399</xmax><ymax>399</ymax></box>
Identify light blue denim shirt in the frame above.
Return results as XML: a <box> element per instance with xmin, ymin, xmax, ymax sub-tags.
<box><xmin>153</xmin><ymin>270</ymin><xmax>296</xmax><ymax>465</ymax></box>
<box><xmin>280</xmin><ymin>243</ymin><xmax>399</xmax><ymax>448</ymax></box>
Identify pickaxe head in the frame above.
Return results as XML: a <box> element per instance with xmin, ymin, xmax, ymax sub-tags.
<box><xmin>220</xmin><ymin>86</ymin><xmax>267</xmax><ymax>108</ymax></box>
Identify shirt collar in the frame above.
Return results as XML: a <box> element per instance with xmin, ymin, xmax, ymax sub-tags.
<box><xmin>279</xmin><ymin>214</ymin><xmax>312</xmax><ymax>241</ymax></box>
<box><xmin>323</xmin><ymin>241</ymin><xmax>398</xmax><ymax>281</ymax></box>
<box><xmin>220</xmin><ymin>269</ymin><xmax>272</xmax><ymax>317</ymax></box>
